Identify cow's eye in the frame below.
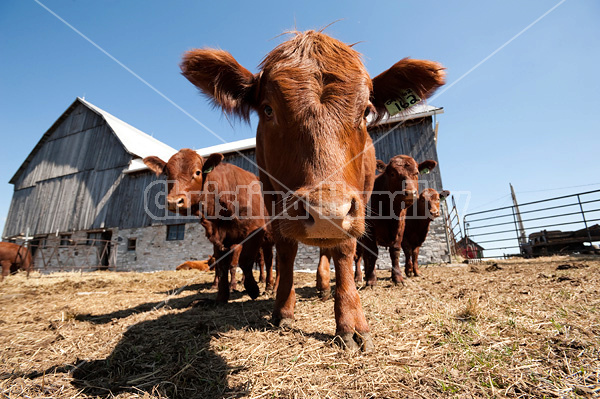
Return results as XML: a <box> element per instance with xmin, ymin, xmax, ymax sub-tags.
<box><xmin>264</xmin><ymin>105</ymin><xmax>273</xmax><ymax>118</ymax></box>
<box><xmin>195</xmin><ymin>170</ymin><xmax>201</xmax><ymax>176</ymax></box>
<box><xmin>364</xmin><ymin>107</ymin><xmax>371</xmax><ymax>118</ymax></box>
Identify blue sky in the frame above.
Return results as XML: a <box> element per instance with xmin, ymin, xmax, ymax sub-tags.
<box><xmin>1</xmin><ymin>0</ymin><xmax>599</xmax><ymax>241</ymax></box>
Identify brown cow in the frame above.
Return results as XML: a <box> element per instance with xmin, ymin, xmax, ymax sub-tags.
<box><xmin>175</xmin><ymin>257</ymin><xmax>214</xmax><ymax>271</ymax></box>
<box><xmin>0</xmin><ymin>242</ymin><xmax>33</xmax><ymax>281</ymax></box>
<box><xmin>181</xmin><ymin>30</ymin><xmax>445</xmax><ymax>350</ymax></box>
<box><xmin>201</xmin><ymin>210</ymin><xmax>275</xmax><ymax>291</ymax></box>
<box><xmin>402</xmin><ymin>189</ymin><xmax>450</xmax><ymax>277</ymax></box>
<box><xmin>359</xmin><ymin>156</ymin><xmax>437</xmax><ymax>287</ymax></box>
<box><xmin>143</xmin><ymin>149</ymin><xmax>274</xmax><ymax>302</ymax></box>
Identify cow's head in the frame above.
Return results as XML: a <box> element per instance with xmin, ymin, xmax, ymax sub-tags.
<box><xmin>143</xmin><ymin>149</ymin><xmax>223</xmax><ymax>215</ymax></box>
<box><xmin>417</xmin><ymin>188</ymin><xmax>450</xmax><ymax>219</ymax></box>
<box><xmin>377</xmin><ymin>156</ymin><xmax>437</xmax><ymax>209</ymax></box>
<box><xmin>181</xmin><ymin>30</ymin><xmax>445</xmax><ymax>246</ymax></box>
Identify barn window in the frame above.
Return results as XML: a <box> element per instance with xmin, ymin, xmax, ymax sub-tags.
<box><xmin>60</xmin><ymin>234</ymin><xmax>72</xmax><ymax>246</ymax></box>
<box><xmin>127</xmin><ymin>238</ymin><xmax>137</xmax><ymax>251</ymax></box>
<box><xmin>166</xmin><ymin>224</ymin><xmax>185</xmax><ymax>241</ymax></box>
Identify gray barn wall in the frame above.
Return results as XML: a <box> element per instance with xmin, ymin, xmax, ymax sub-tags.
<box><xmin>3</xmin><ymin>104</ymin><xmax>188</xmax><ymax>238</ymax></box>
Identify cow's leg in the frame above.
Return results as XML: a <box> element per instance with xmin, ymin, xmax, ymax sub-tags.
<box><xmin>0</xmin><ymin>260</ymin><xmax>10</xmax><ymax>282</ymax></box>
<box><xmin>402</xmin><ymin>244</ymin><xmax>413</xmax><ymax>277</ymax></box>
<box><xmin>211</xmin><ymin>269</ymin><xmax>219</xmax><ymax>290</ymax></box>
<box><xmin>239</xmin><ymin>231</ymin><xmax>263</xmax><ymax>300</ymax></box>
<box><xmin>332</xmin><ymin>239</ymin><xmax>373</xmax><ymax>352</ymax></box>
<box><xmin>215</xmin><ymin>251</ymin><xmax>231</xmax><ymax>304</ymax></box>
<box><xmin>263</xmin><ymin>243</ymin><xmax>274</xmax><ymax>291</ymax></box>
<box><xmin>316</xmin><ymin>249</ymin><xmax>331</xmax><ymax>300</ymax></box>
<box><xmin>354</xmin><ymin>247</ymin><xmax>363</xmax><ymax>283</ymax></box>
<box><xmin>257</xmin><ymin>248</ymin><xmax>266</xmax><ymax>283</ymax></box>
<box><xmin>390</xmin><ymin>246</ymin><xmax>404</xmax><ymax>285</ymax></box>
<box><xmin>229</xmin><ymin>244</ymin><xmax>243</xmax><ymax>292</ymax></box>
<box><xmin>362</xmin><ymin>237</ymin><xmax>379</xmax><ymax>287</ymax></box>
<box><xmin>273</xmin><ymin>252</ymin><xmax>280</xmax><ymax>293</ymax></box>
<box><xmin>412</xmin><ymin>247</ymin><xmax>421</xmax><ymax>277</ymax></box>
<box><xmin>272</xmin><ymin>241</ymin><xmax>298</xmax><ymax>327</ymax></box>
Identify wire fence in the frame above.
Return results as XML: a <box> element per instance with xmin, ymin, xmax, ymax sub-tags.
<box><xmin>463</xmin><ymin>189</ymin><xmax>600</xmax><ymax>259</ymax></box>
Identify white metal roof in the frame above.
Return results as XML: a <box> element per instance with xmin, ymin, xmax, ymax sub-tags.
<box><xmin>79</xmin><ymin>98</ymin><xmax>178</xmax><ymax>165</ymax></box>
<box><xmin>368</xmin><ymin>103</ymin><xmax>444</xmax><ymax>125</ymax></box>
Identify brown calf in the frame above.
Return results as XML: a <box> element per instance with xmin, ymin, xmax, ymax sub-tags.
<box><xmin>0</xmin><ymin>242</ymin><xmax>33</xmax><ymax>281</ymax></box>
<box><xmin>175</xmin><ymin>258</ymin><xmax>213</xmax><ymax>271</ymax></box>
<box><xmin>360</xmin><ymin>156</ymin><xmax>437</xmax><ymax>286</ymax></box>
<box><xmin>181</xmin><ymin>30</ymin><xmax>445</xmax><ymax>350</ymax></box>
<box><xmin>402</xmin><ymin>189</ymin><xmax>450</xmax><ymax>277</ymax></box>
<box><xmin>143</xmin><ymin>149</ymin><xmax>274</xmax><ymax>302</ymax></box>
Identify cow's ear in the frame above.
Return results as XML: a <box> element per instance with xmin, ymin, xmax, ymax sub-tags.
<box><xmin>202</xmin><ymin>153</ymin><xmax>224</xmax><ymax>174</ymax></box>
<box><xmin>143</xmin><ymin>156</ymin><xmax>167</xmax><ymax>176</ymax></box>
<box><xmin>376</xmin><ymin>160</ymin><xmax>387</xmax><ymax>173</ymax></box>
<box><xmin>439</xmin><ymin>190</ymin><xmax>450</xmax><ymax>200</ymax></box>
<box><xmin>371</xmin><ymin>58</ymin><xmax>445</xmax><ymax>119</ymax></box>
<box><xmin>418</xmin><ymin>160</ymin><xmax>437</xmax><ymax>174</ymax></box>
<box><xmin>181</xmin><ymin>49</ymin><xmax>258</xmax><ymax>122</ymax></box>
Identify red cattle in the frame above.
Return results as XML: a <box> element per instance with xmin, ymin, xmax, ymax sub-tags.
<box><xmin>181</xmin><ymin>30</ymin><xmax>445</xmax><ymax>350</ymax></box>
<box><xmin>402</xmin><ymin>188</ymin><xmax>450</xmax><ymax>277</ymax></box>
<box><xmin>0</xmin><ymin>242</ymin><xmax>33</xmax><ymax>281</ymax></box>
<box><xmin>143</xmin><ymin>149</ymin><xmax>274</xmax><ymax>302</ymax></box>
<box><xmin>360</xmin><ymin>156</ymin><xmax>437</xmax><ymax>286</ymax></box>
<box><xmin>175</xmin><ymin>258</ymin><xmax>213</xmax><ymax>271</ymax></box>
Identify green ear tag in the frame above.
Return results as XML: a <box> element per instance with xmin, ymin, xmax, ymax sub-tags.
<box><xmin>384</xmin><ymin>88</ymin><xmax>422</xmax><ymax>116</ymax></box>
<box><xmin>203</xmin><ymin>166</ymin><xmax>214</xmax><ymax>174</ymax></box>
<box><xmin>440</xmin><ymin>196</ymin><xmax>446</xmax><ymax>202</ymax></box>
<box><xmin>420</xmin><ymin>168</ymin><xmax>430</xmax><ymax>175</ymax></box>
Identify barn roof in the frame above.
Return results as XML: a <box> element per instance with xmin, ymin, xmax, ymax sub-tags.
<box><xmin>10</xmin><ymin>98</ymin><xmax>177</xmax><ymax>184</ymax></box>
<box><xmin>79</xmin><ymin>98</ymin><xmax>177</xmax><ymax>162</ymax></box>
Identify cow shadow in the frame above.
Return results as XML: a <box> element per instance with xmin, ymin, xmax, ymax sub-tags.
<box><xmin>25</xmin><ymin>289</ymin><xmax>276</xmax><ymax>398</ymax></box>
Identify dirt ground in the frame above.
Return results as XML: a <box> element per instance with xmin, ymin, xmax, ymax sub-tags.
<box><xmin>0</xmin><ymin>256</ymin><xmax>599</xmax><ymax>398</ymax></box>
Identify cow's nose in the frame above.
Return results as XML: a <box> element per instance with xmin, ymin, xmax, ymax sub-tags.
<box><xmin>404</xmin><ymin>190</ymin><xmax>418</xmax><ymax>200</ymax></box>
<box><xmin>167</xmin><ymin>195</ymin><xmax>187</xmax><ymax>211</ymax></box>
<box><xmin>296</xmin><ymin>187</ymin><xmax>362</xmax><ymax>239</ymax></box>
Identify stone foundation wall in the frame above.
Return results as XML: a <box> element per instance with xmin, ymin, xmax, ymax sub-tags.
<box><xmin>27</xmin><ymin>215</ymin><xmax>449</xmax><ymax>274</ymax></box>
<box><xmin>115</xmin><ymin>223</ymin><xmax>214</xmax><ymax>272</ymax></box>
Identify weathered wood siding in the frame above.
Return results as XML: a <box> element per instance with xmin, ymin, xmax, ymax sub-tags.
<box><xmin>369</xmin><ymin>116</ymin><xmax>444</xmax><ymax>192</ymax></box>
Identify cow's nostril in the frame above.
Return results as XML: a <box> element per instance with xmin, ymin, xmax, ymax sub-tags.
<box><xmin>347</xmin><ymin>198</ymin><xmax>358</xmax><ymax>218</ymax></box>
<box><xmin>176</xmin><ymin>198</ymin><xmax>185</xmax><ymax>207</ymax></box>
<box><xmin>306</xmin><ymin>211</ymin><xmax>315</xmax><ymax>226</ymax></box>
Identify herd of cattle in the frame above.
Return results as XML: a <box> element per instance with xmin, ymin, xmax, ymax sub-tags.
<box><xmin>2</xmin><ymin>30</ymin><xmax>449</xmax><ymax>351</ymax></box>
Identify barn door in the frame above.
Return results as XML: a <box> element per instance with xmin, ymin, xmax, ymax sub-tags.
<box><xmin>97</xmin><ymin>231</ymin><xmax>112</xmax><ymax>270</ymax></box>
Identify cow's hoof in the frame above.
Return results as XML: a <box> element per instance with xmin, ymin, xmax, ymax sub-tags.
<box><xmin>272</xmin><ymin>315</ymin><xmax>294</xmax><ymax>329</ymax></box>
<box><xmin>364</xmin><ymin>280</ymin><xmax>377</xmax><ymax>288</ymax></box>
<box><xmin>355</xmin><ymin>332</ymin><xmax>374</xmax><ymax>352</ymax></box>
<box><xmin>318</xmin><ymin>289</ymin><xmax>331</xmax><ymax>301</ymax></box>
<box><xmin>245</xmin><ymin>283</ymin><xmax>260</xmax><ymax>300</ymax></box>
<box><xmin>335</xmin><ymin>332</ymin><xmax>360</xmax><ymax>351</ymax></box>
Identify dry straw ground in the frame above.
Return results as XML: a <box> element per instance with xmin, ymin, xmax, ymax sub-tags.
<box><xmin>1</xmin><ymin>256</ymin><xmax>599</xmax><ymax>398</ymax></box>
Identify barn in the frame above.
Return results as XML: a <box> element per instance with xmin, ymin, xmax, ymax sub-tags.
<box><xmin>3</xmin><ymin>97</ymin><xmax>450</xmax><ymax>272</ymax></box>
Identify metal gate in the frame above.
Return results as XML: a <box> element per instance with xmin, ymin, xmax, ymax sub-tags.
<box><xmin>463</xmin><ymin>189</ymin><xmax>600</xmax><ymax>259</ymax></box>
